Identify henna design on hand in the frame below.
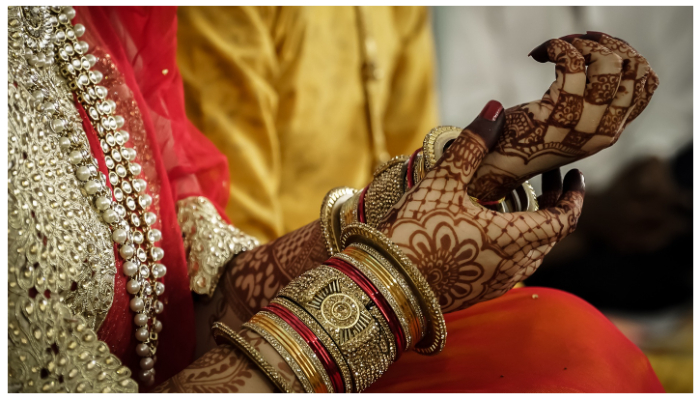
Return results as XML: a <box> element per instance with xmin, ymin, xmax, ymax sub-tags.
<box><xmin>238</xmin><ymin>329</ymin><xmax>304</xmax><ymax>393</ymax></box>
<box><xmin>221</xmin><ymin>220</ymin><xmax>330</xmax><ymax>322</ymax></box>
<box><xmin>378</xmin><ymin>102</ymin><xmax>585</xmax><ymax>313</ymax></box>
<box><xmin>152</xmin><ymin>345</ymin><xmax>258</xmax><ymax>393</ymax></box>
<box><xmin>469</xmin><ymin>33</ymin><xmax>658</xmax><ymax>201</ymax></box>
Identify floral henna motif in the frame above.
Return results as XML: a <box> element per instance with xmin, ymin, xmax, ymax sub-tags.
<box><xmin>468</xmin><ymin>33</ymin><xmax>657</xmax><ymax>201</ymax></box>
<box><xmin>379</xmin><ymin>106</ymin><xmax>585</xmax><ymax>313</ymax></box>
<box><xmin>399</xmin><ymin>217</ymin><xmax>485</xmax><ymax>309</ymax></box>
<box><xmin>221</xmin><ymin>220</ymin><xmax>329</xmax><ymax>321</ymax></box>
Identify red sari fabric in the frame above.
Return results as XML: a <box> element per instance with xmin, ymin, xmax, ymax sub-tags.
<box><xmin>74</xmin><ymin>6</ymin><xmax>229</xmax><ymax>389</ymax></box>
<box><xmin>72</xmin><ymin>6</ymin><xmax>662</xmax><ymax>392</ymax></box>
<box><xmin>370</xmin><ymin>287</ymin><xmax>663</xmax><ymax>393</ymax></box>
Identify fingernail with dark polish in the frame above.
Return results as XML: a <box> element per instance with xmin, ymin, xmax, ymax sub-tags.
<box><xmin>479</xmin><ymin>100</ymin><xmax>503</xmax><ymax>121</ymax></box>
<box><xmin>563</xmin><ymin>169</ymin><xmax>585</xmax><ymax>194</ymax></box>
<box><xmin>542</xmin><ymin>168</ymin><xmax>563</xmax><ymax>194</ymax></box>
<box><xmin>465</xmin><ymin>100</ymin><xmax>505</xmax><ymax>150</ymax></box>
<box><xmin>528</xmin><ymin>40</ymin><xmax>551</xmax><ymax>62</ymax></box>
<box><xmin>559</xmin><ymin>34</ymin><xmax>583</xmax><ymax>43</ymax></box>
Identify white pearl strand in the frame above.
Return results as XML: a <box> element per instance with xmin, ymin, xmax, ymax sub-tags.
<box><xmin>46</xmin><ymin>6</ymin><xmax>165</xmax><ymax>386</ymax></box>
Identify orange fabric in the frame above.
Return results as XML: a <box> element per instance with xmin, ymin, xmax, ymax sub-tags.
<box><xmin>370</xmin><ymin>287</ymin><xmax>664</xmax><ymax>393</ymax></box>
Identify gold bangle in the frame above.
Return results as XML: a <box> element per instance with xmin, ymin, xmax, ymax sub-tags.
<box><xmin>270</xmin><ymin>298</ymin><xmax>354</xmax><ymax>392</ymax></box>
<box><xmin>372</xmin><ymin>154</ymin><xmax>410</xmax><ymax>178</ymax></box>
<box><xmin>422</xmin><ymin>125</ymin><xmax>463</xmax><ymax>171</ymax></box>
<box><xmin>364</xmin><ymin>155</ymin><xmax>410</xmax><ymax>227</ymax></box>
<box><xmin>340</xmin><ymin>223</ymin><xmax>447</xmax><ymax>355</ymax></box>
<box><xmin>340</xmin><ymin>244</ymin><xmax>424</xmax><ymax>349</ymax></box>
<box><xmin>469</xmin><ymin>195</ymin><xmax>506</xmax><ymax>205</ymax></box>
<box><xmin>412</xmin><ymin>151</ymin><xmax>425</xmax><ymax>187</ymax></box>
<box><xmin>339</xmin><ymin>190</ymin><xmax>362</xmax><ymax>234</ymax></box>
<box><xmin>320</xmin><ymin>187</ymin><xmax>357</xmax><ymax>256</ymax></box>
<box><xmin>249</xmin><ymin>311</ymin><xmax>331</xmax><ymax>393</ymax></box>
<box><xmin>523</xmin><ymin>180</ymin><xmax>539</xmax><ymax>211</ymax></box>
<box><xmin>276</xmin><ymin>266</ymin><xmax>396</xmax><ymax>392</ymax></box>
<box><xmin>210</xmin><ymin>322</ymin><xmax>292</xmax><ymax>393</ymax></box>
<box><xmin>242</xmin><ymin>320</ymin><xmax>310</xmax><ymax>393</ymax></box>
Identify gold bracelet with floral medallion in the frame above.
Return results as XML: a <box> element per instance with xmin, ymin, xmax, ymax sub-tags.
<box><xmin>276</xmin><ymin>265</ymin><xmax>397</xmax><ymax>392</ymax></box>
<box><xmin>341</xmin><ymin>223</ymin><xmax>447</xmax><ymax>355</ymax></box>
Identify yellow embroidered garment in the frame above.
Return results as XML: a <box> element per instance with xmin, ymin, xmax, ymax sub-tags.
<box><xmin>177</xmin><ymin>6</ymin><xmax>438</xmax><ymax>243</ymax></box>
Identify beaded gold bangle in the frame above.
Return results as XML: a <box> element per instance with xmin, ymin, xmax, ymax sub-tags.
<box><xmin>249</xmin><ymin>311</ymin><xmax>331</xmax><ymax>393</ymax></box>
<box><xmin>320</xmin><ymin>187</ymin><xmax>357</xmax><ymax>256</ymax></box>
<box><xmin>339</xmin><ymin>243</ymin><xmax>424</xmax><ymax>350</ymax></box>
<box><xmin>341</xmin><ymin>223</ymin><xmax>447</xmax><ymax>355</ymax></box>
<box><xmin>270</xmin><ymin>298</ymin><xmax>354</xmax><ymax>392</ymax></box>
<box><xmin>241</xmin><ymin>319</ymin><xmax>312</xmax><ymax>393</ymax></box>
<box><xmin>276</xmin><ymin>265</ymin><xmax>396</xmax><ymax>391</ymax></box>
<box><xmin>210</xmin><ymin>322</ymin><xmax>291</xmax><ymax>393</ymax></box>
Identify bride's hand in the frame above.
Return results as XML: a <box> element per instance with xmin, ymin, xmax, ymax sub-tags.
<box><xmin>469</xmin><ymin>32</ymin><xmax>659</xmax><ymax>201</ymax></box>
<box><xmin>378</xmin><ymin>101</ymin><xmax>586</xmax><ymax>313</ymax></box>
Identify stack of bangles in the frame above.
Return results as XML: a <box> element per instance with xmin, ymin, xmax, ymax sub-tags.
<box><xmin>320</xmin><ymin>125</ymin><xmax>539</xmax><ymax>256</ymax></box>
<box><xmin>211</xmin><ymin>224</ymin><xmax>446</xmax><ymax>393</ymax></box>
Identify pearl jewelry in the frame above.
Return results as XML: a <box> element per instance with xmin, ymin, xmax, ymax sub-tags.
<box><xmin>112</xmin><ymin>228</ymin><xmax>128</xmax><ymax>244</ymax></box>
<box><xmin>119</xmin><ymin>244</ymin><xmax>135</xmax><ymax>259</ymax></box>
<box><xmin>135</xmin><ymin>327</ymin><xmax>149</xmax><ymax>342</ymax></box>
<box><xmin>134</xmin><ymin>313</ymin><xmax>149</xmax><ymax>326</ymax></box>
<box><xmin>126</xmin><ymin>279</ymin><xmax>140</xmax><ymax>295</ymax></box>
<box><xmin>140</xmin><ymin>357</ymin><xmax>154</xmax><ymax>370</ymax></box>
<box><xmin>153</xmin><ymin>320</ymin><xmax>163</xmax><ymax>333</ymax></box>
<box><xmin>94</xmin><ymin>196</ymin><xmax>111</xmax><ymax>211</ymax></box>
<box><xmin>147</xmin><ymin>229</ymin><xmax>162</xmax><ymax>243</ymax></box>
<box><xmin>48</xmin><ymin>6</ymin><xmax>166</xmax><ymax>385</ymax></box>
<box><xmin>151</xmin><ymin>263</ymin><xmax>166</xmax><ymax>278</ymax></box>
<box><xmin>136</xmin><ymin>344</ymin><xmax>151</xmax><ymax>357</ymax></box>
<box><xmin>130</xmin><ymin>297</ymin><xmax>144</xmax><ymax>312</ymax></box>
<box><xmin>123</xmin><ymin>261</ymin><xmax>138</xmax><ymax>277</ymax></box>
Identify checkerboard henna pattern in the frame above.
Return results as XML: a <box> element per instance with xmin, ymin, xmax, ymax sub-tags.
<box><xmin>469</xmin><ymin>32</ymin><xmax>658</xmax><ymax>202</ymax></box>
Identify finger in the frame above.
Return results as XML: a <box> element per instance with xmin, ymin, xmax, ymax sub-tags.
<box><xmin>529</xmin><ymin>39</ymin><xmax>587</xmax><ymax>144</ymax></box>
<box><xmin>512</xmin><ymin>169</ymin><xmax>585</xmax><ymax>247</ymax></box>
<box><xmin>623</xmin><ymin>68</ymin><xmax>659</xmax><ymax>128</ymax></box>
<box><xmin>580</xmin><ymin>32</ymin><xmax>651</xmax><ymax>142</ymax></box>
<box><xmin>558</xmin><ymin>36</ymin><xmax>624</xmax><ymax>148</ymax></box>
<box><xmin>537</xmin><ymin>167</ymin><xmax>563</xmax><ymax>208</ymax></box>
<box><xmin>428</xmin><ymin>100</ymin><xmax>505</xmax><ymax>188</ymax></box>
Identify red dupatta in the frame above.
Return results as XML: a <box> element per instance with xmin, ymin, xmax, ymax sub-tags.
<box><xmin>74</xmin><ymin>6</ymin><xmax>229</xmax><ymax>389</ymax></box>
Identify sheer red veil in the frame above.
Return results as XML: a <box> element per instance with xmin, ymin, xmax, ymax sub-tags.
<box><xmin>74</xmin><ymin>6</ymin><xmax>228</xmax><ymax>388</ymax></box>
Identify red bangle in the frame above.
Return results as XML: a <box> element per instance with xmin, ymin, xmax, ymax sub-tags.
<box><xmin>357</xmin><ymin>185</ymin><xmax>369</xmax><ymax>224</ymax></box>
<box><xmin>406</xmin><ymin>148</ymin><xmax>421</xmax><ymax>189</ymax></box>
<box><xmin>264</xmin><ymin>303</ymin><xmax>345</xmax><ymax>393</ymax></box>
<box><xmin>324</xmin><ymin>257</ymin><xmax>406</xmax><ymax>358</ymax></box>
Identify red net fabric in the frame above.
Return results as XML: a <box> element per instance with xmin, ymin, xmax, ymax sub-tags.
<box><xmin>74</xmin><ymin>6</ymin><xmax>230</xmax><ymax>389</ymax></box>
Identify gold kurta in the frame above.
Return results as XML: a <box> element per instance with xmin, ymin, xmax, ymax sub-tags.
<box><xmin>177</xmin><ymin>6</ymin><xmax>438</xmax><ymax>243</ymax></box>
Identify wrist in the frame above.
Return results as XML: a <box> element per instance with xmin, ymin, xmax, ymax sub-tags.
<box><xmin>215</xmin><ymin>222</ymin><xmax>446</xmax><ymax>392</ymax></box>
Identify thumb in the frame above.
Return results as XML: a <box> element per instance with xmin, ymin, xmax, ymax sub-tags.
<box><xmin>431</xmin><ymin>100</ymin><xmax>505</xmax><ymax>186</ymax></box>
